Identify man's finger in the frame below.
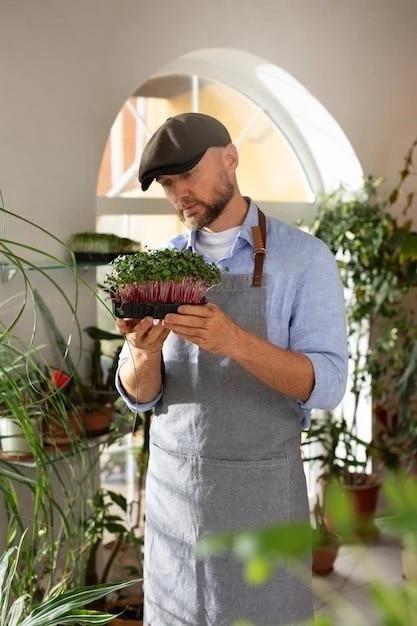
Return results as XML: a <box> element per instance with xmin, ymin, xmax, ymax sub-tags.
<box><xmin>176</xmin><ymin>303</ymin><xmax>216</xmax><ymax>317</ymax></box>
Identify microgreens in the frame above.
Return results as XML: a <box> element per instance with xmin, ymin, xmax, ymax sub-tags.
<box><xmin>104</xmin><ymin>248</ymin><xmax>221</xmax><ymax>304</ymax></box>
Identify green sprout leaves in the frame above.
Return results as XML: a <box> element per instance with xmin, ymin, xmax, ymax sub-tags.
<box><xmin>105</xmin><ymin>248</ymin><xmax>221</xmax><ymax>287</ymax></box>
<box><xmin>104</xmin><ymin>248</ymin><xmax>221</xmax><ymax>305</ymax></box>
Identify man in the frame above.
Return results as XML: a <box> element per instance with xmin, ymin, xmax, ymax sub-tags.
<box><xmin>115</xmin><ymin>112</ymin><xmax>348</xmax><ymax>626</ymax></box>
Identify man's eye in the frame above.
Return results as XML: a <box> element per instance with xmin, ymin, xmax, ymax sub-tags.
<box><xmin>161</xmin><ymin>180</ymin><xmax>172</xmax><ymax>189</ymax></box>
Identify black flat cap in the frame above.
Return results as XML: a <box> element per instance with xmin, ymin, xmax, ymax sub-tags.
<box><xmin>138</xmin><ymin>112</ymin><xmax>232</xmax><ymax>191</ymax></box>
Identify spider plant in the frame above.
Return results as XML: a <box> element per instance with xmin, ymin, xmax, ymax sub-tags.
<box><xmin>0</xmin><ymin>532</ymin><xmax>138</xmax><ymax>625</ymax></box>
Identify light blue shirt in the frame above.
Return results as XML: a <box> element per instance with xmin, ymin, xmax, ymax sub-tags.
<box><xmin>116</xmin><ymin>199</ymin><xmax>348</xmax><ymax>427</ymax></box>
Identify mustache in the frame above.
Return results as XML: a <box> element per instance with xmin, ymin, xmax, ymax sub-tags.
<box><xmin>177</xmin><ymin>200</ymin><xmax>200</xmax><ymax>210</ymax></box>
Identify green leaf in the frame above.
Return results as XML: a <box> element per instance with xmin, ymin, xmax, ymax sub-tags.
<box><xmin>195</xmin><ymin>531</ymin><xmax>234</xmax><ymax>559</ymax></box>
<box><xmin>312</xmin><ymin>617</ymin><xmax>335</xmax><ymax>626</ymax></box>
<box><xmin>369</xmin><ymin>581</ymin><xmax>417</xmax><ymax>625</ymax></box>
<box><xmin>324</xmin><ymin>479</ymin><xmax>356</xmax><ymax>538</ymax></box>
<box><xmin>7</xmin><ymin>595</ymin><xmax>27</xmax><ymax>626</ymax></box>
<box><xmin>196</xmin><ymin>520</ymin><xmax>312</xmax><ymax>565</ymax></box>
<box><xmin>105</xmin><ymin>522</ymin><xmax>128</xmax><ymax>534</ymax></box>
<box><xmin>233</xmin><ymin>521</ymin><xmax>312</xmax><ymax>561</ymax></box>
<box><xmin>382</xmin><ymin>474</ymin><xmax>417</xmax><ymax>536</ymax></box>
<box><xmin>23</xmin><ymin>579</ymin><xmax>139</xmax><ymax>626</ymax></box>
<box><xmin>244</xmin><ymin>555</ymin><xmax>274</xmax><ymax>586</ymax></box>
<box><xmin>106</xmin><ymin>490</ymin><xmax>128</xmax><ymax>511</ymax></box>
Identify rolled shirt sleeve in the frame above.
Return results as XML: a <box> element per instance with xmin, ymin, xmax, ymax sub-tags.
<box><xmin>115</xmin><ymin>342</ymin><xmax>163</xmax><ymax>413</ymax></box>
<box><xmin>288</xmin><ymin>239</ymin><xmax>348</xmax><ymax>414</ymax></box>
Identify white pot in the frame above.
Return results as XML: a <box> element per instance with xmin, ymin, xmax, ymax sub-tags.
<box><xmin>0</xmin><ymin>417</ymin><xmax>39</xmax><ymax>454</ymax></box>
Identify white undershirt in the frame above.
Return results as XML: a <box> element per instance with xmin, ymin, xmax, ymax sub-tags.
<box><xmin>195</xmin><ymin>226</ymin><xmax>241</xmax><ymax>262</ymax></box>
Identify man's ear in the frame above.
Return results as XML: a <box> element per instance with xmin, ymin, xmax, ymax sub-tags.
<box><xmin>222</xmin><ymin>144</ymin><xmax>239</xmax><ymax>172</ymax></box>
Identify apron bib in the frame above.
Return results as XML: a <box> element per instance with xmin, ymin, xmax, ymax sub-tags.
<box><xmin>144</xmin><ymin>213</ymin><xmax>313</xmax><ymax>626</ymax></box>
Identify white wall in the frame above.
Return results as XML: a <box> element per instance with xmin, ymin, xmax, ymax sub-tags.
<box><xmin>0</xmin><ymin>0</ymin><xmax>416</xmax><ymax>321</ymax></box>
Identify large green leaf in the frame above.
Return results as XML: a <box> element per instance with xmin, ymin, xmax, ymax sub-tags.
<box><xmin>20</xmin><ymin>578</ymin><xmax>139</xmax><ymax>626</ymax></box>
<box><xmin>7</xmin><ymin>595</ymin><xmax>27</xmax><ymax>626</ymax></box>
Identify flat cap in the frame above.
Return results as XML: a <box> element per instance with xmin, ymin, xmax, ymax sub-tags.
<box><xmin>138</xmin><ymin>112</ymin><xmax>232</xmax><ymax>191</ymax></box>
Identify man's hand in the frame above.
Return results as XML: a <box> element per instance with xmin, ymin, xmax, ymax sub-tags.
<box><xmin>163</xmin><ymin>303</ymin><xmax>315</xmax><ymax>401</ymax></box>
<box><xmin>116</xmin><ymin>317</ymin><xmax>170</xmax><ymax>354</ymax></box>
<box><xmin>162</xmin><ymin>303</ymin><xmax>240</xmax><ymax>356</ymax></box>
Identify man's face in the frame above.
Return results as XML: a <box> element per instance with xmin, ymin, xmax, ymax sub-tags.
<box><xmin>156</xmin><ymin>148</ymin><xmax>235</xmax><ymax>231</ymax></box>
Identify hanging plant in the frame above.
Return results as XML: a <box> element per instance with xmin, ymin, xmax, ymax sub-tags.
<box><xmin>104</xmin><ymin>248</ymin><xmax>221</xmax><ymax>318</ymax></box>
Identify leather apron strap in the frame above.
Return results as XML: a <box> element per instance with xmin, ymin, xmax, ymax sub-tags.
<box><xmin>251</xmin><ymin>208</ymin><xmax>267</xmax><ymax>287</ymax></box>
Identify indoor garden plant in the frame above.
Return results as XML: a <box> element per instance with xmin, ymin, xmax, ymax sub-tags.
<box><xmin>0</xmin><ymin>203</ymin><xmax>139</xmax><ymax>621</ymax></box>
<box><xmin>311</xmin><ymin>495</ymin><xmax>341</xmax><ymax>576</ymax></box>
<box><xmin>67</xmin><ymin>232</ymin><xmax>141</xmax><ymax>264</ymax></box>
<box><xmin>0</xmin><ymin>534</ymin><xmax>138</xmax><ymax>626</ymax></box>
<box><xmin>105</xmin><ymin>248</ymin><xmax>221</xmax><ymax>318</ymax></box>
<box><xmin>302</xmin><ymin>138</ymin><xmax>417</xmax><ymax>494</ymax></box>
<box><xmin>301</xmin><ymin>411</ymin><xmax>381</xmax><ymax>541</ymax></box>
<box><xmin>33</xmin><ymin>288</ymin><xmax>129</xmax><ymax>439</ymax></box>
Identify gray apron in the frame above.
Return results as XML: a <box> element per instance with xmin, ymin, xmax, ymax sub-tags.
<box><xmin>144</xmin><ymin>212</ymin><xmax>313</xmax><ymax>626</ymax></box>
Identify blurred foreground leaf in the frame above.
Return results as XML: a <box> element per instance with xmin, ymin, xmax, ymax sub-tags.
<box><xmin>370</xmin><ymin>580</ymin><xmax>417</xmax><ymax>626</ymax></box>
<box><xmin>382</xmin><ymin>473</ymin><xmax>417</xmax><ymax>536</ymax></box>
<box><xmin>244</xmin><ymin>556</ymin><xmax>274</xmax><ymax>586</ymax></box>
<box><xmin>324</xmin><ymin>479</ymin><xmax>356</xmax><ymax>538</ymax></box>
<box><xmin>196</xmin><ymin>520</ymin><xmax>312</xmax><ymax>562</ymax></box>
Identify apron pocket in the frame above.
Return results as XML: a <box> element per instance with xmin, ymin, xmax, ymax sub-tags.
<box><xmin>196</xmin><ymin>455</ymin><xmax>290</xmax><ymax>535</ymax></box>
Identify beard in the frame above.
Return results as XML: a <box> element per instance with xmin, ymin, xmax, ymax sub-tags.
<box><xmin>176</xmin><ymin>179</ymin><xmax>235</xmax><ymax>231</ymax></box>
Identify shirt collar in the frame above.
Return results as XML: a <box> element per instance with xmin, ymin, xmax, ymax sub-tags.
<box><xmin>185</xmin><ymin>197</ymin><xmax>259</xmax><ymax>251</ymax></box>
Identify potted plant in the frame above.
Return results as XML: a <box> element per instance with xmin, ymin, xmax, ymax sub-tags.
<box><xmin>0</xmin><ymin>205</ymin><xmax>135</xmax><ymax>613</ymax></box>
<box><xmin>302</xmin><ymin>412</ymin><xmax>381</xmax><ymax>541</ymax></box>
<box><xmin>0</xmin><ymin>344</ymin><xmax>45</xmax><ymax>459</ymax></box>
<box><xmin>34</xmin><ymin>289</ymin><xmax>128</xmax><ymax>439</ymax></box>
<box><xmin>81</xmin><ymin>325</ymin><xmax>125</xmax><ymax>436</ymax></box>
<box><xmin>311</xmin><ymin>496</ymin><xmax>341</xmax><ymax>576</ymax></box>
<box><xmin>0</xmin><ymin>534</ymin><xmax>138</xmax><ymax>626</ymax></box>
<box><xmin>303</xmin><ymin>139</ymin><xmax>417</xmax><ymax>499</ymax></box>
<box><xmin>67</xmin><ymin>232</ymin><xmax>141</xmax><ymax>264</ymax></box>
<box><xmin>104</xmin><ymin>248</ymin><xmax>221</xmax><ymax>318</ymax></box>
<box><xmin>367</xmin><ymin>316</ymin><xmax>417</xmax><ymax>475</ymax></box>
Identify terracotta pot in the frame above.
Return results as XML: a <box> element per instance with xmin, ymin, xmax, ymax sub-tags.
<box><xmin>321</xmin><ymin>474</ymin><xmax>381</xmax><ymax>541</ymax></box>
<box><xmin>312</xmin><ymin>542</ymin><xmax>340</xmax><ymax>576</ymax></box>
<box><xmin>83</xmin><ymin>403</ymin><xmax>114</xmax><ymax>435</ymax></box>
<box><xmin>344</xmin><ymin>478</ymin><xmax>381</xmax><ymax>541</ymax></box>
<box><xmin>43</xmin><ymin>408</ymin><xmax>85</xmax><ymax>448</ymax></box>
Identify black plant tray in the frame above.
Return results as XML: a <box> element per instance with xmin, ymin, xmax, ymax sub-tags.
<box><xmin>112</xmin><ymin>301</ymin><xmax>184</xmax><ymax>319</ymax></box>
<box><xmin>74</xmin><ymin>251</ymin><xmax>137</xmax><ymax>265</ymax></box>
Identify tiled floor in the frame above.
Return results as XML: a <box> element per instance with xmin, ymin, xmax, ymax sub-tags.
<box><xmin>313</xmin><ymin>530</ymin><xmax>404</xmax><ymax>625</ymax></box>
